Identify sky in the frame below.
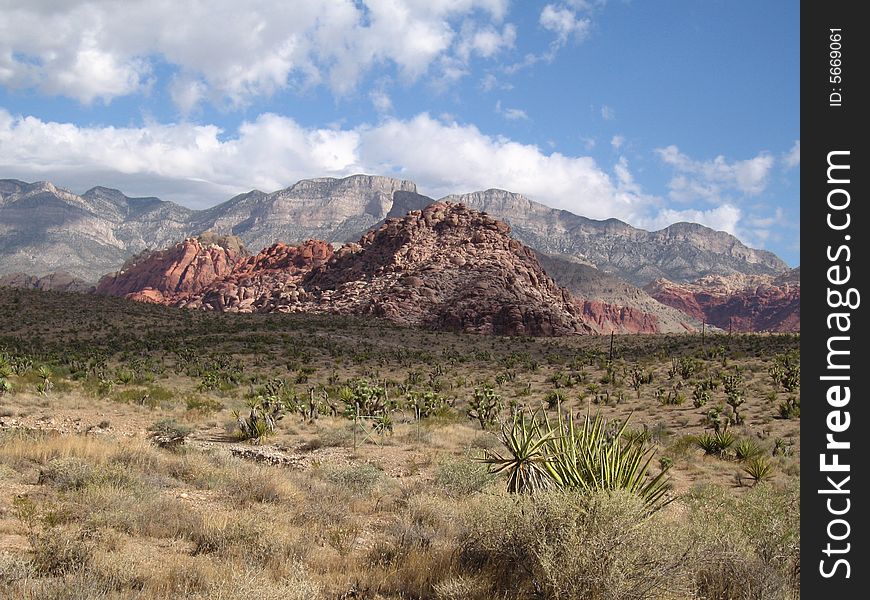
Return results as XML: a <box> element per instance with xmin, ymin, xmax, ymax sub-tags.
<box><xmin>0</xmin><ymin>0</ymin><xmax>799</xmax><ymax>266</ymax></box>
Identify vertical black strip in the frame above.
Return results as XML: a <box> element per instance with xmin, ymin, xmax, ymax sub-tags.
<box><xmin>802</xmin><ymin>1</ymin><xmax>869</xmax><ymax>596</ymax></box>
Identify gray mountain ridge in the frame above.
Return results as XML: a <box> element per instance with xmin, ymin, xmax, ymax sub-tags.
<box><xmin>0</xmin><ymin>174</ymin><xmax>787</xmax><ymax>288</ymax></box>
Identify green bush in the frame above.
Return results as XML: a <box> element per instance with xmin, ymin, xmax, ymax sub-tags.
<box><xmin>435</xmin><ymin>457</ymin><xmax>494</xmax><ymax>497</ymax></box>
<box><xmin>460</xmin><ymin>490</ymin><xmax>693</xmax><ymax>600</ymax></box>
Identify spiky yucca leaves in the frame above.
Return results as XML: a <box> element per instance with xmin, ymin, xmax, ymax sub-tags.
<box><xmin>482</xmin><ymin>408</ymin><xmax>672</xmax><ymax>511</ymax></box>
<box><xmin>743</xmin><ymin>458</ymin><xmax>774</xmax><ymax>485</ymax></box>
<box><xmin>543</xmin><ymin>410</ymin><xmax>672</xmax><ymax>511</ymax></box>
<box><xmin>481</xmin><ymin>412</ymin><xmax>556</xmax><ymax>494</ymax></box>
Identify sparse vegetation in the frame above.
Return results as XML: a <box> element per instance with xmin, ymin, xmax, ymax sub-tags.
<box><xmin>0</xmin><ymin>288</ymin><xmax>800</xmax><ymax>599</ymax></box>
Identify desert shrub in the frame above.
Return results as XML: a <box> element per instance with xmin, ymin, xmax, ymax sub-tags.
<box><xmin>188</xmin><ymin>512</ymin><xmax>291</xmax><ymax>566</ymax></box>
<box><xmin>467</xmin><ymin>385</ymin><xmax>503</xmax><ymax>430</ymax></box>
<box><xmin>743</xmin><ymin>457</ymin><xmax>775</xmax><ymax>485</ymax></box>
<box><xmin>543</xmin><ymin>389</ymin><xmax>566</xmax><ymax>409</ymax></box>
<box><xmin>111</xmin><ymin>384</ymin><xmax>175</xmax><ymax>407</ymax></box>
<box><xmin>460</xmin><ymin>490</ymin><xmax>694</xmax><ymax>600</ymax></box>
<box><xmin>147</xmin><ymin>418</ymin><xmax>193</xmax><ymax>450</ymax></box>
<box><xmin>226</xmin><ymin>467</ymin><xmax>285</xmax><ymax>505</ymax></box>
<box><xmin>0</xmin><ymin>551</ymin><xmax>34</xmax><ymax>583</ymax></box>
<box><xmin>686</xmin><ymin>483</ymin><xmax>799</xmax><ymax>600</ymax></box>
<box><xmin>435</xmin><ymin>456</ymin><xmax>494</xmax><ymax>497</ymax></box>
<box><xmin>695</xmin><ymin>430</ymin><xmax>736</xmax><ymax>458</ymax></box>
<box><xmin>734</xmin><ymin>438</ymin><xmax>763</xmax><ymax>461</ymax></box>
<box><xmin>31</xmin><ymin>527</ymin><xmax>95</xmax><ymax>576</ymax></box>
<box><xmin>406</xmin><ymin>389</ymin><xmax>454</xmax><ymax>419</ymax></box>
<box><xmin>325</xmin><ymin>463</ymin><xmax>383</xmax><ymax>494</ymax></box>
<box><xmin>37</xmin><ymin>457</ymin><xmax>95</xmax><ymax>491</ymax></box>
<box><xmin>778</xmin><ymin>395</ymin><xmax>800</xmax><ymax>419</ymax></box>
<box><xmin>185</xmin><ymin>395</ymin><xmax>224</xmax><ymax>413</ymax></box>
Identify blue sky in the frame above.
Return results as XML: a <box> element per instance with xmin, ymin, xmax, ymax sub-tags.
<box><xmin>0</xmin><ymin>0</ymin><xmax>799</xmax><ymax>265</ymax></box>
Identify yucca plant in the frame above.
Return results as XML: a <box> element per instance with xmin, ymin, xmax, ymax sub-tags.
<box><xmin>713</xmin><ymin>430</ymin><xmax>736</xmax><ymax>454</ymax></box>
<box><xmin>480</xmin><ymin>412</ymin><xmax>556</xmax><ymax>494</ymax></box>
<box><xmin>734</xmin><ymin>439</ymin><xmax>762</xmax><ymax>461</ymax></box>
<box><xmin>743</xmin><ymin>457</ymin><xmax>774</xmax><ymax>485</ymax></box>
<box><xmin>696</xmin><ymin>432</ymin><xmax>720</xmax><ymax>455</ymax></box>
<box><xmin>481</xmin><ymin>408</ymin><xmax>672</xmax><ymax>511</ymax></box>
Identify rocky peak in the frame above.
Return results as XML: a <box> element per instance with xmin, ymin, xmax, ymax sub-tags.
<box><xmin>120</xmin><ymin>202</ymin><xmax>592</xmax><ymax>335</ymax></box>
<box><xmin>95</xmin><ymin>234</ymin><xmax>248</xmax><ymax>303</ymax></box>
<box><xmin>293</xmin><ymin>202</ymin><xmax>591</xmax><ymax>335</ymax></box>
<box><xmin>0</xmin><ymin>179</ymin><xmax>29</xmax><ymax>199</ymax></box>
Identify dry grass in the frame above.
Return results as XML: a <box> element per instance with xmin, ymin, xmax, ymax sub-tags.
<box><xmin>0</xmin><ymin>288</ymin><xmax>800</xmax><ymax>598</ymax></box>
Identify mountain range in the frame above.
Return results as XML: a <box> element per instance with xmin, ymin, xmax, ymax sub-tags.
<box><xmin>0</xmin><ymin>175</ymin><xmax>786</xmax><ymax>285</ymax></box>
<box><xmin>0</xmin><ymin>174</ymin><xmax>798</xmax><ymax>333</ymax></box>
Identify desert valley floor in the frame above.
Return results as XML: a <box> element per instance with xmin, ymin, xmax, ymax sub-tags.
<box><xmin>0</xmin><ymin>287</ymin><xmax>800</xmax><ymax>599</ymax></box>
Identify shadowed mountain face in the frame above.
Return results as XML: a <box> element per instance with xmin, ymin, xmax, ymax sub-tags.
<box><xmin>644</xmin><ymin>268</ymin><xmax>801</xmax><ymax>332</ymax></box>
<box><xmin>1</xmin><ymin>175</ymin><xmax>787</xmax><ymax>289</ymax></box>
<box><xmin>534</xmin><ymin>253</ymin><xmax>699</xmax><ymax>334</ymax></box>
<box><xmin>0</xmin><ymin>271</ymin><xmax>93</xmax><ymax>293</ymax></box>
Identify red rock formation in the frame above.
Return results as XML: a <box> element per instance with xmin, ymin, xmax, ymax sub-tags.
<box><xmin>95</xmin><ymin>234</ymin><xmax>247</xmax><ymax>302</ymax></box>
<box><xmin>644</xmin><ymin>269</ymin><xmax>800</xmax><ymax>332</ymax></box>
<box><xmin>185</xmin><ymin>203</ymin><xmax>593</xmax><ymax>335</ymax></box>
<box><xmin>579</xmin><ymin>300</ymin><xmax>666</xmax><ymax>334</ymax></box>
<box><xmin>180</xmin><ymin>240</ymin><xmax>333</xmax><ymax>313</ymax></box>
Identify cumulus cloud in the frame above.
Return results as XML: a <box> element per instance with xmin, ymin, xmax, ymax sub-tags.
<box><xmin>638</xmin><ymin>204</ymin><xmax>743</xmax><ymax>236</ymax></box>
<box><xmin>0</xmin><ymin>107</ymin><xmax>785</xmax><ymax>246</ymax></box>
<box><xmin>655</xmin><ymin>145</ymin><xmax>775</xmax><ymax>202</ymax></box>
<box><xmin>600</xmin><ymin>105</ymin><xmax>615</xmax><ymax>120</ymax></box>
<box><xmin>495</xmin><ymin>100</ymin><xmax>529</xmax><ymax>121</ymax></box>
<box><xmin>610</xmin><ymin>134</ymin><xmax>624</xmax><ymax>150</ymax></box>
<box><xmin>369</xmin><ymin>90</ymin><xmax>393</xmax><ymax>114</ymax></box>
<box><xmin>0</xmin><ymin>108</ymin><xmax>652</xmax><ymax>222</ymax></box>
<box><xmin>540</xmin><ymin>4</ymin><xmax>592</xmax><ymax>43</ymax></box>
<box><xmin>0</xmin><ymin>0</ymin><xmax>513</xmax><ymax>107</ymax></box>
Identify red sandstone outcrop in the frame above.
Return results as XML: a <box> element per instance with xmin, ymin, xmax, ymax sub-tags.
<box><xmin>95</xmin><ymin>233</ymin><xmax>248</xmax><ymax>303</ymax></box>
<box><xmin>298</xmin><ymin>202</ymin><xmax>592</xmax><ymax>335</ymax></box>
<box><xmin>91</xmin><ymin>203</ymin><xmax>575</xmax><ymax>335</ymax></box>
<box><xmin>644</xmin><ymin>269</ymin><xmax>800</xmax><ymax>332</ymax></box>
<box><xmin>179</xmin><ymin>240</ymin><xmax>333</xmax><ymax>312</ymax></box>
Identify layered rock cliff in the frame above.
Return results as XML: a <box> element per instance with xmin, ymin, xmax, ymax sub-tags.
<box><xmin>644</xmin><ymin>269</ymin><xmax>800</xmax><ymax>332</ymax></box>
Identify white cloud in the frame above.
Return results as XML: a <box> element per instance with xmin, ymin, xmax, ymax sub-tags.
<box><xmin>639</xmin><ymin>204</ymin><xmax>743</xmax><ymax>236</ymax></box>
<box><xmin>169</xmin><ymin>76</ymin><xmax>208</xmax><ymax>116</ymax></box>
<box><xmin>600</xmin><ymin>105</ymin><xmax>615</xmax><ymax>120</ymax></box>
<box><xmin>480</xmin><ymin>72</ymin><xmax>513</xmax><ymax>91</ymax></box>
<box><xmin>495</xmin><ymin>100</ymin><xmax>529</xmax><ymax>121</ymax></box>
<box><xmin>370</xmin><ymin>90</ymin><xmax>393</xmax><ymax>114</ymax></box>
<box><xmin>457</xmin><ymin>23</ymin><xmax>517</xmax><ymax>61</ymax></box>
<box><xmin>655</xmin><ymin>145</ymin><xmax>775</xmax><ymax>202</ymax></box>
<box><xmin>0</xmin><ymin>108</ymin><xmax>652</xmax><ymax>223</ymax></box>
<box><xmin>0</xmin><ymin>107</ymin><xmax>783</xmax><ymax>248</ymax></box>
<box><xmin>783</xmin><ymin>140</ymin><xmax>800</xmax><ymax>169</ymax></box>
<box><xmin>610</xmin><ymin>134</ymin><xmax>624</xmax><ymax>150</ymax></box>
<box><xmin>540</xmin><ymin>4</ymin><xmax>592</xmax><ymax>43</ymax></box>
<box><xmin>0</xmin><ymin>0</ymin><xmax>513</xmax><ymax>107</ymax></box>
